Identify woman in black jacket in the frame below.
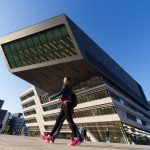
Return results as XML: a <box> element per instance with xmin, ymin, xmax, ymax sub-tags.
<box><xmin>43</xmin><ymin>77</ymin><xmax>82</xmax><ymax>146</ymax></box>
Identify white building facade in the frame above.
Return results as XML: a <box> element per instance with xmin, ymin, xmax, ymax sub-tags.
<box><xmin>20</xmin><ymin>76</ymin><xmax>150</xmax><ymax>144</ymax></box>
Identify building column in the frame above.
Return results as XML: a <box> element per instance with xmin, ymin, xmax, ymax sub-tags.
<box><xmin>86</xmin><ymin>129</ymin><xmax>99</xmax><ymax>142</ymax></box>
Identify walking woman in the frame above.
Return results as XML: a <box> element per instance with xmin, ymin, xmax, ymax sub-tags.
<box><xmin>43</xmin><ymin>77</ymin><xmax>83</xmax><ymax>146</ymax></box>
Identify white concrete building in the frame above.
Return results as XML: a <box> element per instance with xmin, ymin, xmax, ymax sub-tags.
<box><xmin>20</xmin><ymin>76</ymin><xmax>150</xmax><ymax>144</ymax></box>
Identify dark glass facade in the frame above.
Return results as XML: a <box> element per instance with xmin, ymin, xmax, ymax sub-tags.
<box><xmin>126</xmin><ymin>112</ymin><xmax>150</xmax><ymax>127</ymax></box>
<box><xmin>2</xmin><ymin>24</ymin><xmax>77</xmax><ymax>69</ymax></box>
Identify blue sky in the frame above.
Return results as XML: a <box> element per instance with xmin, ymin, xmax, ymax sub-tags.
<box><xmin>0</xmin><ymin>0</ymin><xmax>150</xmax><ymax>113</ymax></box>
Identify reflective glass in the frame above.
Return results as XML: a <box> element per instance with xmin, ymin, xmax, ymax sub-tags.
<box><xmin>10</xmin><ymin>43</ymin><xmax>22</xmax><ymax>67</ymax></box>
<box><xmin>2</xmin><ymin>44</ymin><xmax>16</xmax><ymax>68</ymax></box>
<box><xmin>2</xmin><ymin>24</ymin><xmax>77</xmax><ymax>69</ymax></box>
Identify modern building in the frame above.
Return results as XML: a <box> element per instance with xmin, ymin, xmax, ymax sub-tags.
<box><xmin>0</xmin><ymin>14</ymin><xmax>150</xmax><ymax>144</ymax></box>
<box><xmin>0</xmin><ymin>100</ymin><xmax>9</xmax><ymax>134</ymax></box>
<box><xmin>0</xmin><ymin>99</ymin><xmax>4</xmax><ymax>109</ymax></box>
<box><xmin>6</xmin><ymin>113</ymin><xmax>25</xmax><ymax>135</ymax></box>
<box><xmin>20</xmin><ymin>87</ymin><xmax>46</xmax><ymax>136</ymax></box>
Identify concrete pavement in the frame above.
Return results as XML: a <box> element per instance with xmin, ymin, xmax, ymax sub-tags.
<box><xmin>0</xmin><ymin>135</ymin><xmax>150</xmax><ymax>150</ymax></box>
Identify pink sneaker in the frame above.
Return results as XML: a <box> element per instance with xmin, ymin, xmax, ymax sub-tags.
<box><xmin>68</xmin><ymin>138</ymin><xmax>83</xmax><ymax>146</ymax></box>
<box><xmin>41</xmin><ymin>135</ymin><xmax>47</xmax><ymax>140</ymax></box>
<box><xmin>45</xmin><ymin>136</ymin><xmax>55</xmax><ymax>143</ymax></box>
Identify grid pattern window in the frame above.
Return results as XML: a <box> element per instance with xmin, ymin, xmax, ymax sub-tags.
<box><xmin>43</xmin><ymin>106</ymin><xmax>116</xmax><ymax>121</ymax></box>
<box><xmin>42</xmin><ymin>89</ymin><xmax>110</xmax><ymax>112</ymax></box>
<box><xmin>25</xmin><ymin>118</ymin><xmax>37</xmax><ymax>124</ymax></box>
<box><xmin>73</xmin><ymin>76</ymin><xmax>105</xmax><ymax>92</ymax></box>
<box><xmin>22</xmin><ymin>100</ymin><xmax>35</xmax><ymax>109</ymax></box>
<box><xmin>2</xmin><ymin>24</ymin><xmax>77</xmax><ymax>69</ymax></box>
<box><xmin>43</xmin><ymin>102</ymin><xmax>61</xmax><ymax>111</ymax></box>
<box><xmin>20</xmin><ymin>92</ymin><xmax>35</xmax><ymax>101</ymax></box>
<box><xmin>24</xmin><ymin>110</ymin><xmax>36</xmax><ymax>116</ymax></box>
<box><xmin>40</xmin><ymin>76</ymin><xmax>106</xmax><ymax>104</ymax></box>
<box><xmin>77</xmin><ymin>89</ymin><xmax>109</xmax><ymax>104</ymax></box>
<box><xmin>40</xmin><ymin>94</ymin><xmax>50</xmax><ymax>104</ymax></box>
<box><xmin>28</xmin><ymin>126</ymin><xmax>40</xmax><ymax>136</ymax></box>
<box><xmin>28</xmin><ymin>126</ymin><xmax>39</xmax><ymax>131</ymax></box>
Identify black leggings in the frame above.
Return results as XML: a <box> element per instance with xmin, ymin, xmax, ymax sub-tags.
<box><xmin>50</xmin><ymin>102</ymin><xmax>81</xmax><ymax>140</ymax></box>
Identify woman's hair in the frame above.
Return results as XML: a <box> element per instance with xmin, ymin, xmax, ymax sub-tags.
<box><xmin>64</xmin><ymin>76</ymin><xmax>72</xmax><ymax>83</ymax></box>
<box><xmin>64</xmin><ymin>76</ymin><xmax>72</xmax><ymax>91</ymax></box>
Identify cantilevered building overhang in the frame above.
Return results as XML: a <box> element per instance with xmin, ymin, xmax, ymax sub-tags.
<box><xmin>0</xmin><ymin>14</ymin><xmax>149</xmax><ymax>109</ymax></box>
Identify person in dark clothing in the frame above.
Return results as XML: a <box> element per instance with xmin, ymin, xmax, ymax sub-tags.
<box><xmin>79</xmin><ymin>127</ymin><xmax>87</xmax><ymax>141</ymax></box>
<box><xmin>105</xmin><ymin>128</ymin><xmax>110</xmax><ymax>143</ymax></box>
<box><xmin>0</xmin><ymin>123</ymin><xmax>2</xmax><ymax>130</ymax></box>
<box><xmin>43</xmin><ymin>77</ymin><xmax>83</xmax><ymax>146</ymax></box>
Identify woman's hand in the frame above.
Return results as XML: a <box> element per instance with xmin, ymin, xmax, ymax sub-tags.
<box><xmin>49</xmin><ymin>96</ymin><xmax>51</xmax><ymax>101</ymax></box>
<box><xmin>60</xmin><ymin>103</ymin><xmax>63</xmax><ymax>109</ymax></box>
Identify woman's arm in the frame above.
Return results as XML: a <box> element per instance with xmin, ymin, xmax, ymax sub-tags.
<box><xmin>50</xmin><ymin>85</ymin><xmax>67</xmax><ymax>100</ymax></box>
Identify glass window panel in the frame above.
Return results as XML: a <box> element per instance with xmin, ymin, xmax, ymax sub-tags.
<box><xmin>41</xmin><ymin>33</ymin><xmax>59</xmax><ymax>60</ymax></box>
<box><xmin>48</xmin><ymin>42</ymin><xmax>61</xmax><ymax>59</ymax></box>
<box><xmin>20</xmin><ymin>39</ymin><xmax>28</xmax><ymax>50</ymax></box>
<box><xmin>26</xmin><ymin>37</ymin><xmax>34</xmax><ymax>47</ymax></box>
<box><xmin>94</xmin><ymin>92</ymin><xmax>99</xmax><ymax>99</ymax></box>
<box><xmin>20</xmin><ymin>39</ymin><xmax>34</xmax><ymax>65</ymax></box>
<box><xmin>81</xmin><ymin>96</ymin><xmax>86</xmax><ymax>103</ymax></box>
<box><xmin>98</xmin><ymin>108</ymin><xmax>102</xmax><ymax>115</ymax></box>
<box><xmin>91</xmin><ymin>93</ymin><xmax>96</xmax><ymax>100</ymax></box>
<box><xmin>45</xmin><ymin>30</ymin><xmax>54</xmax><ymax>41</ymax></box>
<box><xmin>54</xmin><ymin>40</ymin><xmax>67</xmax><ymax>58</ymax></box>
<box><xmin>2</xmin><ymin>24</ymin><xmax>77</xmax><ymax>69</ymax></box>
<box><xmin>9</xmin><ymin>43</ymin><xmax>22</xmax><ymax>67</ymax></box>
<box><xmin>101</xmin><ymin>90</ymin><xmax>108</xmax><ymax>97</ymax></box>
<box><xmin>53</xmin><ymin>28</ymin><xmax>61</xmax><ymax>40</ymax></box>
<box><xmin>39</xmin><ymin>33</ymin><xmax>57</xmax><ymax>61</ymax></box>
<box><xmin>15</xmin><ymin>41</ymin><xmax>28</xmax><ymax>65</ymax></box>
<box><xmin>2</xmin><ymin>44</ymin><xmax>16</xmax><ymax>68</ymax></box>
<box><xmin>39</xmin><ymin>33</ymin><xmax>48</xmax><ymax>43</ymax></box>
<box><xmin>32</xmin><ymin>36</ymin><xmax>46</xmax><ymax>61</ymax></box>
<box><xmin>60</xmin><ymin>25</ymin><xmax>68</xmax><ymax>36</ymax></box>
<box><xmin>88</xmin><ymin>110</ymin><xmax>93</xmax><ymax>116</ymax></box>
<box><xmin>98</xmin><ymin>91</ymin><xmax>103</xmax><ymax>99</ymax></box>
<box><xmin>32</xmin><ymin>35</ymin><xmax>40</xmax><ymax>46</ymax></box>
<box><xmin>88</xmin><ymin>94</ymin><xmax>93</xmax><ymax>101</ymax></box>
<box><xmin>136</xmin><ymin>118</ymin><xmax>142</xmax><ymax>125</ymax></box>
<box><xmin>26</xmin><ymin>37</ymin><xmax>41</xmax><ymax>63</ymax></box>
<box><xmin>85</xmin><ymin>95</ymin><xmax>90</xmax><ymax>102</ymax></box>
